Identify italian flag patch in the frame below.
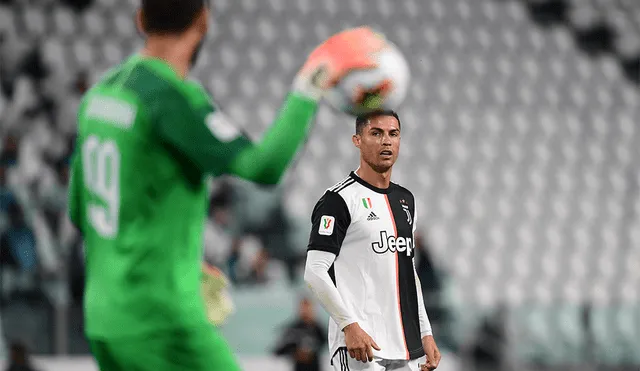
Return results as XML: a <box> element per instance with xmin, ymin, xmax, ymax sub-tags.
<box><xmin>362</xmin><ymin>197</ymin><xmax>372</xmax><ymax>209</ymax></box>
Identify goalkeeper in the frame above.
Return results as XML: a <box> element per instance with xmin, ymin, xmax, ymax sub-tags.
<box><xmin>67</xmin><ymin>0</ymin><xmax>385</xmax><ymax>370</ymax></box>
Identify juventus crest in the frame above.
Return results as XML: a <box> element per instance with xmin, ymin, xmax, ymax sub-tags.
<box><xmin>401</xmin><ymin>204</ymin><xmax>412</xmax><ymax>225</ymax></box>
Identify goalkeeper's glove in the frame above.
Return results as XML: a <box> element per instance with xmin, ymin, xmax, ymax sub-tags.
<box><xmin>201</xmin><ymin>263</ymin><xmax>235</xmax><ymax>327</ymax></box>
<box><xmin>292</xmin><ymin>26</ymin><xmax>386</xmax><ymax>101</ymax></box>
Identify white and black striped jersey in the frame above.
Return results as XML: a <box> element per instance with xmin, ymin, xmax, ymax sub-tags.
<box><xmin>307</xmin><ymin>171</ymin><xmax>426</xmax><ymax>361</ymax></box>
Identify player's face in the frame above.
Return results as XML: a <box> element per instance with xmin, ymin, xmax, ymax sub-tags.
<box><xmin>353</xmin><ymin>115</ymin><xmax>401</xmax><ymax>173</ymax></box>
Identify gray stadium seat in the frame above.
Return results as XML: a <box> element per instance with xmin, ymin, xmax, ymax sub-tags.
<box><xmin>3</xmin><ymin>0</ymin><xmax>639</xmax><ymax>365</ymax></box>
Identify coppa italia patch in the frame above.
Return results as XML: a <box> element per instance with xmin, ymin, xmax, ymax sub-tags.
<box><xmin>319</xmin><ymin>215</ymin><xmax>335</xmax><ymax>236</ymax></box>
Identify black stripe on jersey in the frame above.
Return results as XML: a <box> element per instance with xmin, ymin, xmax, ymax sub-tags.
<box><xmin>386</xmin><ymin>191</ymin><xmax>425</xmax><ymax>360</ymax></box>
<box><xmin>330</xmin><ymin>347</ymin><xmax>346</xmax><ymax>368</ymax></box>
<box><xmin>328</xmin><ymin>264</ymin><xmax>336</xmax><ymax>286</ymax></box>
<box><xmin>341</xmin><ymin>348</ymin><xmax>350</xmax><ymax>371</ymax></box>
<box><xmin>333</xmin><ymin>178</ymin><xmax>356</xmax><ymax>193</ymax></box>
<box><xmin>330</xmin><ymin>348</ymin><xmax>340</xmax><ymax>366</ymax></box>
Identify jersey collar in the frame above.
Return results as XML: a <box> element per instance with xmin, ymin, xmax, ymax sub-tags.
<box><xmin>128</xmin><ymin>54</ymin><xmax>182</xmax><ymax>82</ymax></box>
<box><xmin>349</xmin><ymin>171</ymin><xmax>394</xmax><ymax>194</ymax></box>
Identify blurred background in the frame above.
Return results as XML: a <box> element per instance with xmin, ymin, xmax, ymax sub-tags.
<box><xmin>0</xmin><ymin>0</ymin><xmax>639</xmax><ymax>370</ymax></box>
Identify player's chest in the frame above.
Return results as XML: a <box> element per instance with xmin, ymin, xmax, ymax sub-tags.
<box><xmin>349</xmin><ymin>193</ymin><xmax>414</xmax><ymax>256</ymax></box>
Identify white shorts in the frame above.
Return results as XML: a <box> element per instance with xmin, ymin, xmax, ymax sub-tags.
<box><xmin>331</xmin><ymin>348</ymin><xmax>427</xmax><ymax>371</ymax></box>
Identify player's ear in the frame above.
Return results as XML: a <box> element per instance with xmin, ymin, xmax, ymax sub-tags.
<box><xmin>135</xmin><ymin>9</ymin><xmax>146</xmax><ymax>37</ymax></box>
<box><xmin>195</xmin><ymin>6</ymin><xmax>209</xmax><ymax>35</ymax></box>
<box><xmin>352</xmin><ymin>134</ymin><xmax>361</xmax><ymax>149</ymax></box>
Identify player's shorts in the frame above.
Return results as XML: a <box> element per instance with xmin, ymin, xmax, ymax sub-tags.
<box><xmin>331</xmin><ymin>348</ymin><xmax>427</xmax><ymax>371</ymax></box>
<box><xmin>88</xmin><ymin>325</ymin><xmax>241</xmax><ymax>371</ymax></box>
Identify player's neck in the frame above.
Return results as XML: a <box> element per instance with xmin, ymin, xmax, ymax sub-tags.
<box><xmin>141</xmin><ymin>37</ymin><xmax>194</xmax><ymax>79</ymax></box>
<box><xmin>355</xmin><ymin>165</ymin><xmax>392</xmax><ymax>190</ymax></box>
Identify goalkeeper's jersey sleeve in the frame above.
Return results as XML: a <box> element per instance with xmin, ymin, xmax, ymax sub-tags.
<box><xmin>149</xmin><ymin>62</ymin><xmax>318</xmax><ymax>184</ymax></box>
<box><xmin>152</xmin><ymin>78</ymin><xmax>253</xmax><ymax>176</ymax></box>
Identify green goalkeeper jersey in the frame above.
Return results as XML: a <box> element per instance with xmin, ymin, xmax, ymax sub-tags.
<box><xmin>68</xmin><ymin>54</ymin><xmax>317</xmax><ymax>338</ymax></box>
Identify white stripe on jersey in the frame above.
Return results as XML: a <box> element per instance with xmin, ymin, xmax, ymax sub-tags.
<box><xmin>328</xmin><ymin>176</ymin><xmax>353</xmax><ymax>192</ymax></box>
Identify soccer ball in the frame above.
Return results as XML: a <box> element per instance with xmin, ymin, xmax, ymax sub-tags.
<box><xmin>325</xmin><ymin>35</ymin><xmax>411</xmax><ymax>116</ymax></box>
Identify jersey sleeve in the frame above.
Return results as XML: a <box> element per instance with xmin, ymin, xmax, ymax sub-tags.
<box><xmin>153</xmin><ymin>82</ymin><xmax>253</xmax><ymax>176</ymax></box>
<box><xmin>307</xmin><ymin>191</ymin><xmax>351</xmax><ymax>256</ymax></box>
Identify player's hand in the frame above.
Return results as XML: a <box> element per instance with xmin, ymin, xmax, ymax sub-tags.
<box><xmin>421</xmin><ymin>335</ymin><xmax>441</xmax><ymax>370</ymax></box>
<box><xmin>201</xmin><ymin>263</ymin><xmax>235</xmax><ymax>326</ymax></box>
<box><xmin>293</xmin><ymin>26</ymin><xmax>386</xmax><ymax>101</ymax></box>
<box><xmin>343</xmin><ymin>322</ymin><xmax>381</xmax><ymax>363</ymax></box>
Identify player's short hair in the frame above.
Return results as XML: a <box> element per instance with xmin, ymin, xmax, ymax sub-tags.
<box><xmin>355</xmin><ymin>110</ymin><xmax>401</xmax><ymax>134</ymax></box>
<box><xmin>140</xmin><ymin>0</ymin><xmax>207</xmax><ymax>35</ymax></box>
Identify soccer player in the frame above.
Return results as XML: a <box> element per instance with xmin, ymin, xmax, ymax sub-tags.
<box><xmin>66</xmin><ymin>0</ymin><xmax>386</xmax><ymax>369</ymax></box>
<box><xmin>304</xmin><ymin>111</ymin><xmax>442</xmax><ymax>371</ymax></box>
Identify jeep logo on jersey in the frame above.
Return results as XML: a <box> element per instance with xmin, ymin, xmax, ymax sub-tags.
<box><xmin>371</xmin><ymin>230</ymin><xmax>413</xmax><ymax>256</ymax></box>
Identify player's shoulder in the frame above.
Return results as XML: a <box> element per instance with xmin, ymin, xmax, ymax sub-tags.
<box><xmin>150</xmin><ymin>76</ymin><xmax>210</xmax><ymax>107</ymax></box>
<box><xmin>390</xmin><ymin>181</ymin><xmax>414</xmax><ymax>200</ymax></box>
<box><xmin>119</xmin><ymin>57</ymin><xmax>212</xmax><ymax>109</ymax></box>
<box><xmin>93</xmin><ymin>59</ymin><xmax>172</xmax><ymax>106</ymax></box>
<box><xmin>326</xmin><ymin>174</ymin><xmax>359</xmax><ymax>196</ymax></box>
<box><xmin>183</xmin><ymin>79</ymin><xmax>216</xmax><ymax>107</ymax></box>
<box><xmin>311</xmin><ymin>175</ymin><xmax>357</xmax><ymax>213</ymax></box>
<box><xmin>390</xmin><ymin>181</ymin><xmax>415</xmax><ymax>205</ymax></box>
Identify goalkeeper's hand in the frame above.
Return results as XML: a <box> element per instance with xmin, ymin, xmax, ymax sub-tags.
<box><xmin>201</xmin><ymin>263</ymin><xmax>235</xmax><ymax>327</ymax></box>
<box><xmin>292</xmin><ymin>26</ymin><xmax>386</xmax><ymax>101</ymax></box>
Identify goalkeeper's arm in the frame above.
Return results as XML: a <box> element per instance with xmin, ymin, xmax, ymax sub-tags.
<box><xmin>225</xmin><ymin>93</ymin><xmax>317</xmax><ymax>184</ymax></box>
<box><xmin>231</xmin><ymin>27</ymin><xmax>386</xmax><ymax>184</ymax></box>
<box><xmin>155</xmin><ymin>89</ymin><xmax>317</xmax><ymax>185</ymax></box>
<box><xmin>155</xmin><ymin>27</ymin><xmax>385</xmax><ymax>185</ymax></box>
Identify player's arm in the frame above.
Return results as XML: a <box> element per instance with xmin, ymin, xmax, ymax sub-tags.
<box><xmin>154</xmin><ymin>86</ymin><xmax>317</xmax><ymax>184</ymax></box>
<box><xmin>412</xmin><ymin>206</ymin><xmax>441</xmax><ymax>370</ymax></box>
<box><xmin>412</xmin><ymin>206</ymin><xmax>433</xmax><ymax>338</ymax></box>
<box><xmin>415</xmin><ymin>264</ymin><xmax>441</xmax><ymax>371</ymax></box>
<box><xmin>303</xmin><ymin>191</ymin><xmax>357</xmax><ymax>330</ymax></box>
<box><xmin>413</xmin><ymin>259</ymin><xmax>433</xmax><ymax>338</ymax></box>
<box><xmin>225</xmin><ymin>93</ymin><xmax>317</xmax><ymax>184</ymax></box>
<box><xmin>417</xmin><ymin>270</ymin><xmax>440</xmax><ymax>371</ymax></box>
<box><xmin>229</xmin><ymin>25</ymin><xmax>389</xmax><ymax>184</ymax></box>
<box><xmin>156</xmin><ymin>27</ymin><xmax>385</xmax><ymax>184</ymax></box>
<box><xmin>305</xmin><ymin>191</ymin><xmax>382</xmax><ymax>363</ymax></box>
<box><xmin>305</xmin><ymin>251</ymin><xmax>355</xmax><ymax>329</ymax></box>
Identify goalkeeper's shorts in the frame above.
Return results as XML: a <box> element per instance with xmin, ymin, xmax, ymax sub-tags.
<box><xmin>89</xmin><ymin>326</ymin><xmax>241</xmax><ymax>371</ymax></box>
